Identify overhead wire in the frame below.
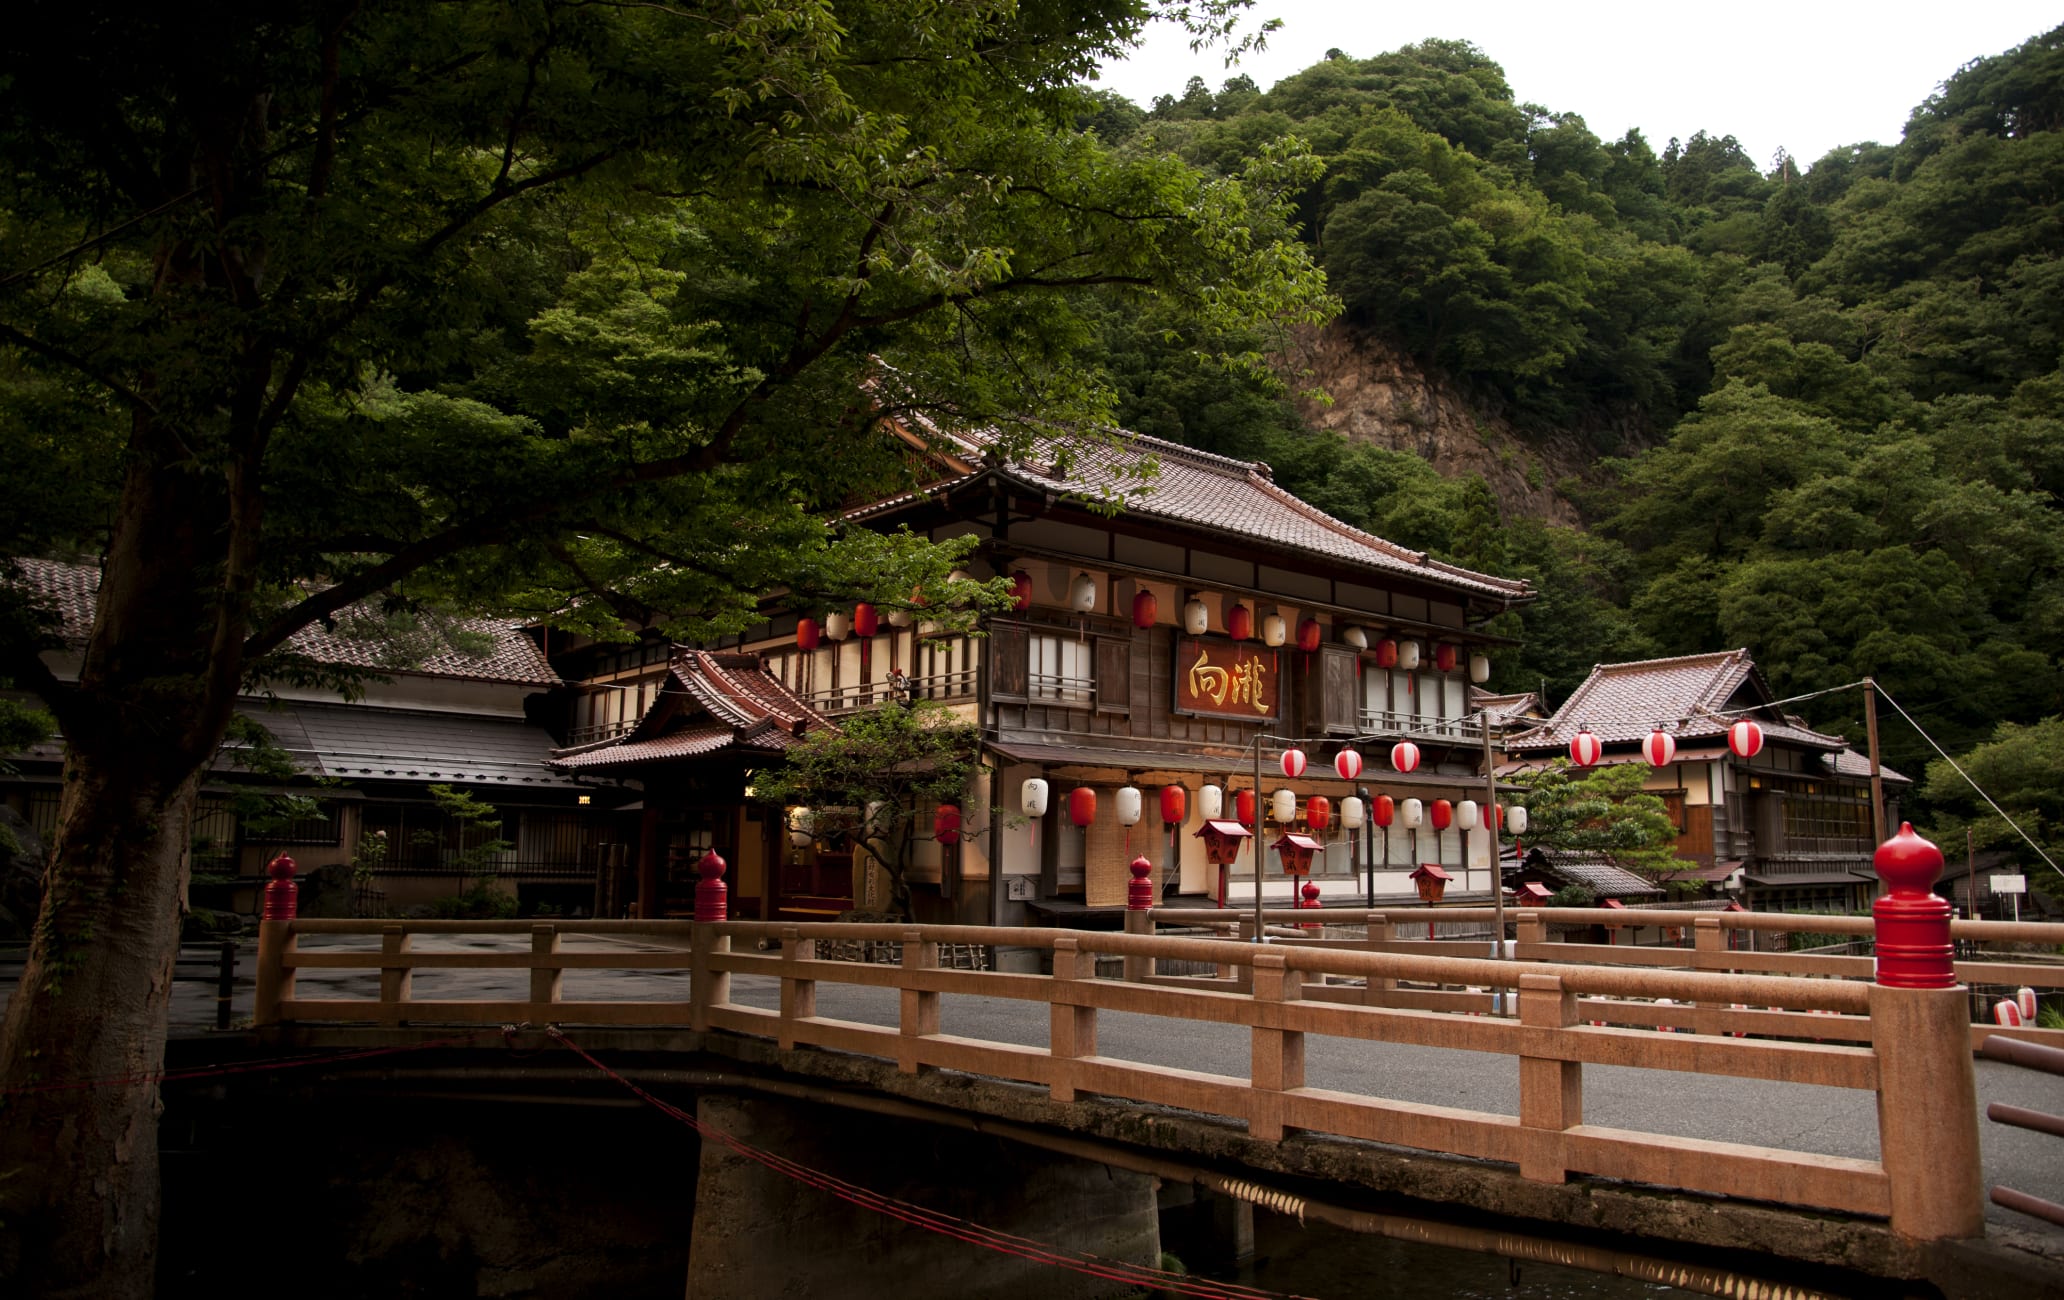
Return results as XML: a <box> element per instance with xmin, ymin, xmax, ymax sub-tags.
<box><xmin>1875</xmin><ymin>684</ymin><xmax>2063</xmax><ymax>883</ymax></box>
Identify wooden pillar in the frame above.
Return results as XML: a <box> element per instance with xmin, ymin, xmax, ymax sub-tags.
<box><xmin>1247</xmin><ymin>949</ymin><xmax>1304</xmax><ymax>1142</ymax></box>
<box><xmin>690</xmin><ymin>924</ymin><xmax>730</xmax><ymax>1034</ymax></box>
<box><xmin>1048</xmin><ymin>936</ymin><xmax>1096</xmax><ymax>1103</ymax></box>
<box><xmin>1362</xmin><ymin>916</ymin><xmax>1397</xmax><ymax>1006</ymax></box>
<box><xmin>252</xmin><ymin>922</ymin><xmax>295</xmax><ymax>1028</ymax></box>
<box><xmin>1690</xmin><ymin>917</ymin><xmax>1727</xmax><ymax>1035</ymax></box>
<box><xmin>1122</xmin><ymin>905</ymin><xmax>1154</xmax><ymax>982</ymax></box>
<box><xmin>898</xmin><ymin>928</ymin><xmax>939</xmax><ymax>1075</ymax></box>
<box><xmin>378</xmin><ymin>924</ymin><xmax>412</xmax><ymax>1027</ymax></box>
<box><xmin>778</xmin><ymin>926</ymin><xmax>816</xmax><ymax>1051</ymax></box>
<box><xmin>1871</xmin><ymin>983</ymin><xmax>1985</xmax><ymax>1240</ymax></box>
<box><xmin>1518</xmin><ymin>972</ymin><xmax>1582</xmax><ymax>1184</ymax></box>
<box><xmin>529</xmin><ymin>924</ymin><xmax>564</xmax><ymax>1009</ymax></box>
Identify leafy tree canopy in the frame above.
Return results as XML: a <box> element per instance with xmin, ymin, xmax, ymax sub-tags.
<box><xmin>1507</xmin><ymin>761</ymin><xmax>1685</xmax><ymax>878</ymax></box>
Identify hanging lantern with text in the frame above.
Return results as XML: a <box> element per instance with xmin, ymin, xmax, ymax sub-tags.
<box><xmin>1399</xmin><ymin>798</ymin><xmax>1425</xmax><ymax>829</ymax></box>
<box><xmin>1728</xmin><ymin>720</ymin><xmax>1764</xmax><ymax>759</ymax></box>
<box><xmin>1306</xmin><ymin>796</ymin><xmax>1331</xmax><ymax>833</ymax></box>
<box><xmin>1183</xmin><ymin>598</ymin><xmax>1209</xmax><ymax>635</ymax></box>
<box><xmin>1160</xmin><ymin>784</ymin><xmax>1188</xmax><ymax>825</ymax></box>
<box><xmin>1397</xmin><ymin>640</ymin><xmax>1422</xmax><ymax>671</ymax></box>
<box><xmin>825</xmin><ymin>610</ymin><xmax>851</xmax><ymax>642</ymax></box>
<box><xmin>1021</xmin><ymin>778</ymin><xmax>1049</xmax><ymax>817</ymax></box>
<box><xmin>1280</xmin><ymin>748</ymin><xmax>1308</xmax><ymax>779</ymax></box>
<box><xmin>1226</xmin><ymin>603</ymin><xmax>1253</xmax><ymax>641</ymax></box>
<box><xmin>1390</xmin><ymin>741</ymin><xmax>1420</xmax><ymax>773</ymax></box>
<box><xmin>1270</xmin><ymin>788</ymin><xmax>1297</xmax><ymax>824</ymax></box>
<box><xmin>1262</xmin><ymin>613</ymin><xmax>1287</xmax><ymax>647</ymax></box>
<box><xmin>1456</xmin><ymin>800</ymin><xmax>1480</xmax><ymax>832</ymax></box>
<box><xmin>1198</xmin><ymin>784</ymin><xmax>1224</xmax><ymax>820</ymax></box>
<box><xmin>1373</xmin><ymin>794</ymin><xmax>1395</xmax><ymax>827</ymax></box>
<box><xmin>1334</xmin><ymin>748</ymin><xmax>1363</xmax><ymax>781</ymax></box>
<box><xmin>1342</xmin><ymin>626</ymin><xmax>1369</xmax><ymax>650</ymax></box>
<box><xmin>1375</xmin><ymin>638</ymin><xmax>1399</xmax><ymax>669</ymax></box>
<box><xmin>1642</xmin><ymin>726</ymin><xmax>1677</xmax><ymax>768</ymax></box>
<box><xmin>1507</xmin><ymin>805</ymin><xmax>1529</xmax><ymax>835</ymax></box>
<box><xmin>1116</xmin><ymin>786</ymin><xmax>1142</xmax><ymax>826</ymax></box>
<box><xmin>1070</xmin><ymin>573</ymin><xmax>1098</xmax><ymax>613</ymax></box>
<box><xmin>1430</xmin><ymin>799</ymin><xmax>1454</xmax><ymax>831</ymax></box>
<box><xmin>1132</xmin><ymin>588</ymin><xmax>1158</xmax><ymax>629</ymax></box>
<box><xmin>1569</xmin><ymin>728</ymin><xmax>1602</xmax><ymax>767</ymax></box>
<box><xmin>1469</xmin><ymin>652</ymin><xmax>1491</xmax><ymax>684</ymax></box>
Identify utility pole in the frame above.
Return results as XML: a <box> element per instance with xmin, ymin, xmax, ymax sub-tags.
<box><xmin>1253</xmin><ymin>733</ymin><xmax>1266</xmax><ymax>944</ymax></box>
<box><xmin>1483</xmin><ymin>711</ymin><xmax>1505</xmax><ymax>964</ymax></box>
<box><xmin>1863</xmin><ymin>677</ymin><xmax>1887</xmax><ymax>845</ymax></box>
<box><xmin>1966</xmin><ymin>827</ymin><xmax>1977</xmax><ymax>923</ymax></box>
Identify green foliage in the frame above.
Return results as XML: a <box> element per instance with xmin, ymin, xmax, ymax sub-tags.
<box><xmin>753</xmin><ymin>700</ymin><xmax>985</xmax><ymax>917</ymax></box>
<box><xmin>1508</xmin><ymin>761</ymin><xmax>1684</xmax><ymax>877</ymax></box>
<box><xmin>1545</xmin><ymin>884</ymin><xmax>1595</xmax><ymax>909</ymax></box>
<box><xmin>1922</xmin><ymin>717</ymin><xmax>2064</xmax><ymax>901</ymax></box>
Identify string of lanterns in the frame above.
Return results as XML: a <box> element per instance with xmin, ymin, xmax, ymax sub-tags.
<box><xmin>1564</xmin><ymin>718</ymin><xmax>1767</xmax><ymax>768</ymax></box>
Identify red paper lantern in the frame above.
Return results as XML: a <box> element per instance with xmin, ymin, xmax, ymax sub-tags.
<box><xmin>1160</xmin><ymin>784</ymin><xmax>1188</xmax><ymax>825</ymax></box>
<box><xmin>1374</xmin><ymin>638</ymin><xmax>1399</xmax><ymax>669</ymax></box>
<box><xmin>1306</xmin><ymin>796</ymin><xmax>1331</xmax><ymax>832</ymax></box>
<box><xmin>1235</xmin><ymin>788</ymin><xmax>1257</xmax><ymax>828</ymax></box>
<box><xmin>1372</xmin><ymin>794</ymin><xmax>1395</xmax><ymax>827</ymax></box>
<box><xmin>933</xmin><ymin>803</ymin><xmax>962</xmax><ymax>844</ymax></box>
<box><xmin>1010</xmin><ymin>570</ymin><xmax>1033</xmax><ymax>612</ymax></box>
<box><xmin>1430</xmin><ymin>799</ymin><xmax>1453</xmax><ymax>831</ymax></box>
<box><xmin>853</xmin><ymin>602</ymin><xmax>879</xmax><ymax>638</ymax></box>
<box><xmin>1488</xmin><ymin>802</ymin><xmax>1503</xmax><ymax>831</ymax></box>
<box><xmin>1728</xmin><ymin>720</ymin><xmax>1764</xmax><ymax>759</ymax></box>
<box><xmin>1068</xmin><ymin>787</ymin><xmax>1097</xmax><ymax>828</ymax></box>
<box><xmin>1131</xmin><ymin>588</ymin><xmax>1158</xmax><ymax>628</ymax></box>
<box><xmin>1334</xmin><ymin>749</ymin><xmax>1363</xmax><ymax>781</ymax></box>
<box><xmin>1296</xmin><ymin>617</ymin><xmax>1321</xmax><ymax>652</ymax></box>
<box><xmin>1226</xmin><ymin>603</ymin><xmax>1253</xmax><ymax>641</ymax></box>
<box><xmin>1642</xmin><ymin>727</ymin><xmax>1676</xmax><ymax>767</ymax></box>
<box><xmin>797</xmin><ymin>617</ymin><xmax>821</xmax><ymax>650</ymax></box>
<box><xmin>1569</xmin><ymin>728</ymin><xmax>1601</xmax><ymax>767</ymax></box>
<box><xmin>1390</xmin><ymin>741</ymin><xmax>1420</xmax><ymax>773</ymax></box>
<box><xmin>1280</xmin><ymin>748</ymin><xmax>1307</xmax><ymax>779</ymax></box>
<box><xmin>1434</xmin><ymin>642</ymin><xmax>1458</xmax><ymax>673</ymax></box>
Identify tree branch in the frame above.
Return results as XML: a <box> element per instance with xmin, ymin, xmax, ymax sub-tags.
<box><xmin>0</xmin><ymin>320</ymin><xmax>157</xmax><ymax>414</ymax></box>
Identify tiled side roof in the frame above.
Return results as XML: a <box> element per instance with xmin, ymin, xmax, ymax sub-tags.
<box><xmin>4</xmin><ymin>557</ymin><xmax>558</xmax><ymax>687</ymax></box>
<box><xmin>555</xmin><ymin>650</ymin><xmax>832</xmax><ymax>769</ymax></box>
<box><xmin>1824</xmin><ymin>748</ymin><xmax>1911</xmax><ymax>785</ymax></box>
<box><xmin>1526</xmin><ymin>848</ymin><xmax>1666</xmax><ymax>898</ymax></box>
<box><xmin>552</xmin><ymin>725</ymin><xmax>737</xmax><ymax>770</ymax></box>
<box><xmin>1507</xmin><ymin>649</ymin><xmax>1844</xmax><ymax>752</ymax></box>
<box><xmin>850</xmin><ymin>426</ymin><xmax>1533</xmax><ymax>603</ymax></box>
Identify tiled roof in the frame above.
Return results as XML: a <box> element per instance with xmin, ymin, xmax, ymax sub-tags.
<box><xmin>1507</xmin><ymin>649</ymin><xmax>1844</xmax><ymax>752</ymax></box>
<box><xmin>1823</xmin><ymin>748</ymin><xmax>1911</xmax><ymax>785</ymax></box>
<box><xmin>1522</xmin><ymin>847</ymin><xmax>1666</xmax><ymax>898</ymax></box>
<box><xmin>551</xmin><ymin>650</ymin><xmax>832</xmax><ymax>771</ymax></box>
<box><xmin>851</xmin><ymin>425</ymin><xmax>1533</xmax><ymax>603</ymax></box>
<box><xmin>258</xmin><ymin>702</ymin><xmax>579</xmax><ymax>788</ymax></box>
<box><xmin>4</xmin><ymin>557</ymin><xmax>557</xmax><ymax>687</ymax></box>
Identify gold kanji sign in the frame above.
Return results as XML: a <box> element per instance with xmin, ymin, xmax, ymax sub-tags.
<box><xmin>1174</xmin><ymin>639</ymin><xmax>1280</xmax><ymax>720</ymax></box>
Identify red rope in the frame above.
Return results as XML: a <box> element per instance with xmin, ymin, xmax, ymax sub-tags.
<box><xmin>545</xmin><ymin>1027</ymin><xmax>1308</xmax><ymax>1300</ymax></box>
<box><xmin>0</xmin><ymin>1031</ymin><xmax>497</xmax><ymax>1095</ymax></box>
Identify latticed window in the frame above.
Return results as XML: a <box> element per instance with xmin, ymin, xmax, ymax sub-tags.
<box><xmin>1028</xmin><ymin>633</ymin><xmax>1093</xmax><ymax>703</ymax></box>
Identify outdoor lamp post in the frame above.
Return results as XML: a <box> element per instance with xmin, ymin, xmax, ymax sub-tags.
<box><xmin>1194</xmin><ymin>818</ymin><xmax>1253</xmax><ymax>909</ymax></box>
<box><xmin>1409</xmin><ymin>863</ymin><xmax>1451</xmax><ymax>940</ymax></box>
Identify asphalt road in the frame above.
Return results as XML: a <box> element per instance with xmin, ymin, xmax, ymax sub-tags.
<box><xmin>111</xmin><ymin>933</ymin><xmax>2064</xmax><ymax>1238</ymax></box>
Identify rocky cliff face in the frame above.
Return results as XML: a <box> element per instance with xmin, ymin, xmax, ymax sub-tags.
<box><xmin>1281</xmin><ymin>322</ymin><xmax>1621</xmax><ymax>527</ymax></box>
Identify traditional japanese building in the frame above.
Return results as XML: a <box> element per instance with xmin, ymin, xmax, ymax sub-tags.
<box><xmin>557</xmin><ymin>426</ymin><xmax>1536</xmax><ymax>935</ymax></box>
<box><xmin>1500</xmin><ymin>649</ymin><xmax>1909</xmax><ymax>914</ymax></box>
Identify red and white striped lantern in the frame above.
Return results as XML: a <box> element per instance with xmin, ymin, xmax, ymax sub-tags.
<box><xmin>1390</xmin><ymin>741</ymin><xmax>1420</xmax><ymax>773</ymax></box>
<box><xmin>1993</xmin><ymin>999</ymin><xmax>2025</xmax><ymax>1028</ymax></box>
<box><xmin>2018</xmin><ymin>987</ymin><xmax>2038</xmax><ymax>1021</ymax></box>
<box><xmin>1642</xmin><ymin>727</ymin><xmax>1677</xmax><ymax>768</ymax></box>
<box><xmin>1334</xmin><ymin>748</ymin><xmax>1363</xmax><ymax>781</ymax></box>
<box><xmin>1728</xmin><ymin>720</ymin><xmax>1764</xmax><ymax>759</ymax></box>
<box><xmin>1280</xmin><ymin>748</ymin><xmax>1307</xmax><ymax>779</ymax></box>
<box><xmin>1568</xmin><ymin>728</ymin><xmax>1601</xmax><ymax>767</ymax></box>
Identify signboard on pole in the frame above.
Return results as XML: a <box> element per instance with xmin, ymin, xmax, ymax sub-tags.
<box><xmin>1991</xmin><ymin>874</ymin><xmax>2027</xmax><ymax>895</ymax></box>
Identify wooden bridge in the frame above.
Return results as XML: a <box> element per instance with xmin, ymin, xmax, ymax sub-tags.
<box><xmin>250</xmin><ymin>886</ymin><xmax>2064</xmax><ymax>1285</ymax></box>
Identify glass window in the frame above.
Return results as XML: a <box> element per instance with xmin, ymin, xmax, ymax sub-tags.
<box><xmin>1029</xmin><ymin>633</ymin><xmax>1092</xmax><ymax>703</ymax></box>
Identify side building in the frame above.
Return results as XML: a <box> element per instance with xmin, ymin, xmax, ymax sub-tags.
<box><xmin>1500</xmin><ymin>649</ymin><xmax>1909</xmax><ymax>914</ymax></box>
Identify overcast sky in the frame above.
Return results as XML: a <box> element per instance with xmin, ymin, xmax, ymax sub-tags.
<box><xmin>1091</xmin><ymin>3</ymin><xmax>2059</xmax><ymax>169</ymax></box>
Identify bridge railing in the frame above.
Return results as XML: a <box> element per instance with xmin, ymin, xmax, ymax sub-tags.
<box><xmin>1144</xmin><ymin>906</ymin><xmax>2064</xmax><ymax>1050</ymax></box>
<box><xmin>253</xmin><ymin>913</ymin><xmax>1980</xmax><ymax>1242</ymax></box>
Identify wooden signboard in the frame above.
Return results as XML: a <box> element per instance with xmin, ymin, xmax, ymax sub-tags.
<box><xmin>1173</xmin><ymin>637</ymin><xmax>1281</xmax><ymax>721</ymax></box>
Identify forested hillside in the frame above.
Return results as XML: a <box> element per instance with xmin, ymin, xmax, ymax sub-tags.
<box><xmin>1086</xmin><ymin>26</ymin><xmax>2064</xmax><ymax>867</ymax></box>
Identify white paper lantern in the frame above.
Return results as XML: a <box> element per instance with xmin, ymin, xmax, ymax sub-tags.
<box><xmin>1116</xmin><ymin>786</ymin><xmax>1143</xmax><ymax>827</ymax></box>
<box><xmin>1507</xmin><ymin>805</ymin><xmax>1529</xmax><ymax>835</ymax></box>
<box><xmin>1021</xmin><ymin>778</ymin><xmax>1050</xmax><ymax>818</ymax></box>
<box><xmin>1070</xmin><ymin>572</ymin><xmax>1098</xmax><ymax>612</ymax></box>
<box><xmin>886</xmin><ymin>607</ymin><xmax>913</xmax><ymax>628</ymax></box>
<box><xmin>789</xmin><ymin>829</ymin><xmax>812</xmax><ymax>848</ymax></box>
<box><xmin>1271</xmin><ymin>788</ymin><xmax>1297</xmax><ymax>824</ymax></box>
<box><xmin>1400</xmin><ymin>798</ymin><xmax>1425</xmax><ymax>829</ymax></box>
<box><xmin>1397</xmin><ymin>639</ymin><xmax>1422</xmax><ymax>671</ymax></box>
<box><xmin>824</xmin><ymin>610</ymin><xmax>851</xmax><ymax>642</ymax></box>
<box><xmin>1342</xmin><ymin>626</ymin><xmax>1369</xmax><ymax>650</ymax></box>
<box><xmin>1183</xmin><ymin>598</ymin><xmax>1209</xmax><ymax>635</ymax></box>
<box><xmin>1198</xmin><ymin>783</ymin><xmax>1224</xmax><ymax>820</ymax></box>
<box><xmin>1340</xmin><ymin>796</ymin><xmax>1366</xmax><ymax>830</ymax></box>
<box><xmin>1457</xmin><ymin>800</ymin><xmax>1481</xmax><ymax>832</ymax></box>
<box><xmin>1469</xmin><ymin>652</ymin><xmax>1491</xmax><ymax>684</ymax></box>
<box><xmin>1262</xmin><ymin>614</ymin><xmax>1288</xmax><ymax>647</ymax></box>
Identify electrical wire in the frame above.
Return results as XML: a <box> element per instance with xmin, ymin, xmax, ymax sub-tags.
<box><xmin>1875</xmin><ymin>685</ymin><xmax>2063</xmax><ymax>883</ymax></box>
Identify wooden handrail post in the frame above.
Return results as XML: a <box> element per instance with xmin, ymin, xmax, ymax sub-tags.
<box><xmin>1871</xmin><ymin>982</ymin><xmax>1984</xmax><ymax>1240</ymax></box>
<box><xmin>1515</xmin><ymin>910</ymin><xmax>1547</xmax><ymax>952</ymax></box>
<box><xmin>1363</xmin><ymin>916</ymin><xmax>1396</xmax><ymax>1007</ymax></box>
<box><xmin>378</xmin><ymin>924</ymin><xmax>413</xmax><ymax>1027</ymax></box>
<box><xmin>1248</xmin><ymin>949</ymin><xmax>1305</xmax><ymax>1142</ymax></box>
<box><xmin>1122</xmin><ymin>907</ymin><xmax>1154</xmax><ymax>982</ymax></box>
<box><xmin>778</xmin><ymin>926</ymin><xmax>816</xmax><ymax>1052</ymax></box>
<box><xmin>1048</xmin><ymin>937</ymin><xmax>1096</xmax><ymax>1103</ymax></box>
<box><xmin>690</xmin><ymin>924</ymin><xmax>730</xmax><ymax>1034</ymax></box>
<box><xmin>1518</xmin><ymin>972</ymin><xmax>1582</xmax><ymax>1184</ymax></box>
<box><xmin>252</xmin><ymin>921</ymin><xmax>295</xmax><ymax>1028</ymax></box>
<box><xmin>1690</xmin><ymin>917</ymin><xmax>1726</xmax><ymax>1035</ymax></box>
<box><xmin>530</xmin><ymin>924</ymin><xmax>564</xmax><ymax>1009</ymax></box>
<box><xmin>898</xmin><ymin>928</ymin><xmax>939</xmax><ymax>1075</ymax></box>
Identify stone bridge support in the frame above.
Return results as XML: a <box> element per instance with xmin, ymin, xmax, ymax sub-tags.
<box><xmin>685</xmin><ymin>1093</ymin><xmax>1161</xmax><ymax>1299</ymax></box>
